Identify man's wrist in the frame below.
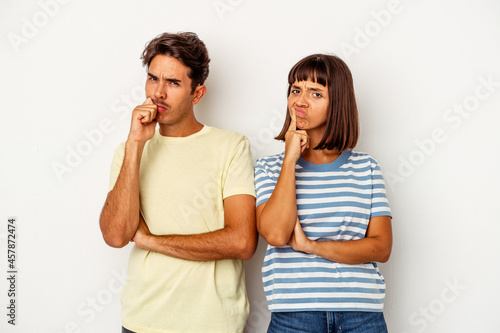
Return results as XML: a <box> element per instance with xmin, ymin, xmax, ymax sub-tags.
<box><xmin>124</xmin><ymin>139</ymin><xmax>147</xmax><ymax>164</ymax></box>
<box><xmin>125</xmin><ymin>138</ymin><xmax>147</xmax><ymax>151</ymax></box>
<box><xmin>136</xmin><ymin>234</ymin><xmax>150</xmax><ymax>251</ymax></box>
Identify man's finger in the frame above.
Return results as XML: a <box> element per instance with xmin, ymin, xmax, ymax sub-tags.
<box><xmin>135</xmin><ymin>103</ymin><xmax>157</xmax><ymax>124</ymax></box>
<box><xmin>150</xmin><ymin>104</ymin><xmax>157</xmax><ymax>121</ymax></box>
<box><xmin>137</xmin><ymin>109</ymin><xmax>155</xmax><ymax>124</ymax></box>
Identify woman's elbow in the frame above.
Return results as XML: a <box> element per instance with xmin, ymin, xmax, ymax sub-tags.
<box><xmin>375</xmin><ymin>245</ymin><xmax>392</xmax><ymax>263</ymax></box>
<box><xmin>260</xmin><ymin>231</ymin><xmax>291</xmax><ymax>248</ymax></box>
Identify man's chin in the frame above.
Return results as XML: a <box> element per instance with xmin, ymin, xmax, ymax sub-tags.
<box><xmin>154</xmin><ymin>113</ymin><xmax>168</xmax><ymax>122</ymax></box>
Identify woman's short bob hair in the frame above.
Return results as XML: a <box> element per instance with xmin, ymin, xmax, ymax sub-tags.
<box><xmin>275</xmin><ymin>54</ymin><xmax>359</xmax><ymax>151</ymax></box>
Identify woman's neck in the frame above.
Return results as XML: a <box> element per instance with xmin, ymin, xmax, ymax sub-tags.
<box><xmin>300</xmin><ymin>128</ymin><xmax>341</xmax><ymax>164</ymax></box>
<box><xmin>301</xmin><ymin>146</ymin><xmax>341</xmax><ymax>165</ymax></box>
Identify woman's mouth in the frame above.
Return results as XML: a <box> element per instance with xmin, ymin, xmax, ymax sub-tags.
<box><xmin>295</xmin><ymin>108</ymin><xmax>306</xmax><ymax>117</ymax></box>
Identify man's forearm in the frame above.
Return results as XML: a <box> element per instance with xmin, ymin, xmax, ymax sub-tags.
<box><xmin>137</xmin><ymin>226</ymin><xmax>257</xmax><ymax>261</ymax></box>
<box><xmin>134</xmin><ymin>196</ymin><xmax>257</xmax><ymax>261</ymax></box>
<box><xmin>100</xmin><ymin>141</ymin><xmax>145</xmax><ymax>247</ymax></box>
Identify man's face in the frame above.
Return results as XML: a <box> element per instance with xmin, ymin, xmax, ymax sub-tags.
<box><xmin>145</xmin><ymin>55</ymin><xmax>201</xmax><ymax>127</ymax></box>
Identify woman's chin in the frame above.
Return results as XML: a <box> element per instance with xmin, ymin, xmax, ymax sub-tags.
<box><xmin>296</xmin><ymin>122</ymin><xmax>307</xmax><ymax>130</ymax></box>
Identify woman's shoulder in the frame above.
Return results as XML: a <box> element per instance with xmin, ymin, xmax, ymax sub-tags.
<box><xmin>348</xmin><ymin>149</ymin><xmax>379</xmax><ymax>163</ymax></box>
<box><xmin>344</xmin><ymin>150</ymin><xmax>384</xmax><ymax>172</ymax></box>
<box><xmin>255</xmin><ymin>151</ymin><xmax>285</xmax><ymax>167</ymax></box>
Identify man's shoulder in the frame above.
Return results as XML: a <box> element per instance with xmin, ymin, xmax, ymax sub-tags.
<box><xmin>202</xmin><ymin>126</ymin><xmax>251</xmax><ymax>153</ymax></box>
<box><xmin>204</xmin><ymin>126</ymin><xmax>248</xmax><ymax>142</ymax></box>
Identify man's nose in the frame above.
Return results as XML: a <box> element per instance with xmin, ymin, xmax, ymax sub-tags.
<box><xmin>154</xmin><ymin>82</ymin><xmax>166</xmax><ymax>99</ymax></box>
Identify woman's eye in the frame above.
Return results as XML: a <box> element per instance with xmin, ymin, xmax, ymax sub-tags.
<box><xmin>291</xmin><ymin>89</ymin><xmax>300</xmax><ymax>94</ymax></box>
<box><xmin>313</xmin><ymin>92</ymin><xmax>322</xmax><ymax>98</ymax></box>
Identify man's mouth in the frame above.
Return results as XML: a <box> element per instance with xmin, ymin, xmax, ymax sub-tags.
<box><xmin>155</xmin><ymin>103</ymin><xmax>169</xmax><ymax>112</ymax></box>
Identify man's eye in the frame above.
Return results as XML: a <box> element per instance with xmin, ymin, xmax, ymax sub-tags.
<box><xmin>313</xmin><ymin>92</ymin><xmax>322</xmax><ymax>98</ymax></box>
<box><xmin>291</xmin><ymin>89</ymin><xmax>300</xmax><ymax>94</ymax></box>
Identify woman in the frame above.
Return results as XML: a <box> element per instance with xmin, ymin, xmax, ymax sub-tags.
<box><xmin>255</xmin><ymin>54</ymin><xmax>393</xmax><ymax>332</ymax></box>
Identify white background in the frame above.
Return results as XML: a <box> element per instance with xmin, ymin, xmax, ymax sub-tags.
<box><xmin>1</xmin><ymin>0</ymin><xmax>499</xmax><ymax>332</ymax></box>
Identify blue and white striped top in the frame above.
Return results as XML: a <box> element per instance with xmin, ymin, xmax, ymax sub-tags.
<box><xmin>255</xmin><ymin>149</ymin><xmax>392</xmax><ymax>312</ymax></box>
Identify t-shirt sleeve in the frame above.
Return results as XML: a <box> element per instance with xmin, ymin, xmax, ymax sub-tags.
<box><xmin>108</xmin><ymin>143</ymin><xmax>125</xmax><ymax>192</ymax></box>
<box><xmin>222</xmin><ymin>137</ymin><xmax>256</xmax><ymax>199</ymax></box>
<box><xmin>370</xmin><ymin>159</ymin><xmax>392</xmax><ymax>218</ymax></box>
<box><xmin>254</xmin><ymin>157</ymin><xmax>278</xmax><ymax>207</ymax></box>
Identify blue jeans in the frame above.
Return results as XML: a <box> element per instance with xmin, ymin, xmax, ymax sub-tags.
<box><xmin>267</xmin><ymin>311</ymin><xmax>388</xmax><ymax>333</ymax></box>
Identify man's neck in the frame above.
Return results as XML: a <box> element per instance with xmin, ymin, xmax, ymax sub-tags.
<box><xmin>158</xmin><ymin>121</ymin><xmax>204</xmax><ymax>137</ymax></box>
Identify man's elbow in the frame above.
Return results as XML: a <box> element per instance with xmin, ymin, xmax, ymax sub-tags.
<box><xmin>102</xmin><ymin>233</ymin><xmax>129</xmax><ymax>248</ymax></box>
<box><xmin>236</xmin><ymin>234</ymin><xmax>258</xmax><ymax>260</ymax></box>
<box><xmin>100</xmin><ymin>221</ymin><xmax>130</xmax><ymax>248</ymax></box>
<box><xmin>100</xmin><ymin>214</ymin><xmax>133</xmax><ymax>248</ymax></box>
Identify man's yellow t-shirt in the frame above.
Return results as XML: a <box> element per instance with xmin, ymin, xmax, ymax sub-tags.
<box><xmin>109</xmin><ymin>126</ymin><xmax>256</xmax><ymax>333</ymax></box>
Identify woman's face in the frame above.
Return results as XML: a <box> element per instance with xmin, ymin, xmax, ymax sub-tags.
<box><xmin>288</xmin><ymin>79</ymin><xmax>329</xmax><ymax>132</ymax></box>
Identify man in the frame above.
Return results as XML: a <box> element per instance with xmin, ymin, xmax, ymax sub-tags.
<box><xmin>99</xmin><ymin>32</ymin><xmax>257</xmax><ymax>333</ymax></box>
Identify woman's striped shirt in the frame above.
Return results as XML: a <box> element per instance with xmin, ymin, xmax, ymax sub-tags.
<box><xmin>255</xmin><ymin>149</ymin><xmax>392</xmax><ymax>312</ymax></box>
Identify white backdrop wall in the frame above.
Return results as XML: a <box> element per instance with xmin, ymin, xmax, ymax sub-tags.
<box><xmin>1</xmin><ymin>0</ymin><xmax>499</xmax><ymax>332</ymax></box>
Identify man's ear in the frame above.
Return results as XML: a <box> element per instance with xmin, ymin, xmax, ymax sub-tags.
<box><xmin>192</xmin><ymin>85</ymin><xmax>207</xmax><ymax>105</ymax></box>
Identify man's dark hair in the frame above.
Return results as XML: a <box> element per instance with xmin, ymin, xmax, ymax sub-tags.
<box><xmin>275</xmin><ymin>54</ymin><xmax>359</xmax><ymax>151</ymax></box>
<box><xmin>141</xmin><ymin>32</ymin><xmax>210</xmax><ymax>93</ymax></box>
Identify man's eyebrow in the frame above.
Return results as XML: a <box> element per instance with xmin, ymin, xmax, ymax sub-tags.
<box><xmin>147</xmin><ymin>73</ymin><xmax>181</xmax><ymax>83</ymax></box>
